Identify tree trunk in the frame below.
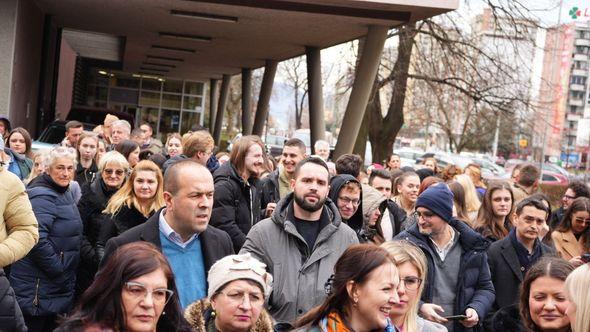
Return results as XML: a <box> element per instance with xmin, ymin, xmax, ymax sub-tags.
<box><xmin>367</xmin><ymin>23</ymin><xmax>416</xmax><ymax>165</ymax></box>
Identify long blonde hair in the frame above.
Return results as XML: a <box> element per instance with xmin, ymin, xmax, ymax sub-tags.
<box><xmin>566</xmin><ymin>263</ymin><xmax>590</xmax><ymax>332</ymax></box>
<box><xmin>381</xmin><ymin>240</ymin><xmax>427</xmax><ymax>332</ymax></box>
<box><xmin>103</xmin><ymin>160</ymin><xmax>164</xmax><ymax>217</ymax></box>
<box><xmin>455</xmin><ymin>174</ymin><xmax>481</xmax><ymax>215</ymax></box>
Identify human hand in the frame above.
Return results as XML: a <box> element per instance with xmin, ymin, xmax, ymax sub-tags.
<box><xmin>420</xmin><ymin>303</ymin><xmax>448</xmax><ymax>324</ymax></box>
<box><xmin>265</xmin><ymin>203</ymin><xmax>277</xmax><ymax>217</ymax></box>
<box><xmin>569</xmin><ymin>256</ymin><xmax>584</xmax><ymax>267</ymax></box>
<box><xmin>461</xmin><ymin>308</ymin><xmax>479</xmax><ymax>328</ymax></box>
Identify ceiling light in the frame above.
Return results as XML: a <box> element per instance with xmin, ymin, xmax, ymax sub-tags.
<box><xmin>170</xmin><ymin>9</ymin><xmax>238</xmax><ymax>23</ymax></box>
<box><xmin>159</xmin><ymin>32</ymin><xmax>211</xmax><ymax>42</ymax></box>
<box><xmin>151</xmin><ymin>45</ymin><xmax>196</xmax><ymax>53</ymax></box>
<box><xmin>146</xmin><ymin>55</ymin><xmax>184</xmax><ymax>62</ymax></box>
<box><xmin>140</xmin><ymin>66</ymin><xmax>169</xmax><ymax>73</ymax></box>
<box><xmin>138</xmin><ymin>71</ymin><xmax>163</xmax><ymax>77</ymax></box>
<box><xmin>98</xmin><ymin>70</ymin><xmax>108</xmax><ymax>75</ymax></box>
<box><xmin>142</xmin><ymin>62</ymin><xmax>176</xmax><ymax>68</ymax></box>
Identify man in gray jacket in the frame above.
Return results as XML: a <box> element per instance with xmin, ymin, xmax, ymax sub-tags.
<box><xmin>240</xmin><ymin>157</ymin><xmax>358</xmax><ymax>329</ymax></box>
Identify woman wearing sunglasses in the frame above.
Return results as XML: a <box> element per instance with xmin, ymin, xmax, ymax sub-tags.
<box><xmin>184</xmin><ymin>253</ymin><xmax>274</xmax><ymax>332</ymax></box>
<box><xmin>56</xmin><ymin>241</ymin><xmax>190</xmax><ymax>332</ymax></box>
<box><xmin>382</xmin><ymin>240</ymin><xmax>447</xmax><ymax>332</ymax></box>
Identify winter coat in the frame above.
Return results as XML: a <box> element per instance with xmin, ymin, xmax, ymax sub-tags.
<box><xmin>211</xmin><ymin>162</ymin><xmax>261</xmax><ymax>250</ymax></box>
<box><xmin>394</xmin><ymin>219</ymin><xmax>495</xmax><ymax>332</ymax></box>
<box><xmin>10</xmin><ymin>173</ymin><xmax>83</xmax><ymax>316</ymax></box>
<box><xmin>328</xmin><ymin>174</ymin><xmax>363</xmax><ymax>233</ymax></box>
<box><xmin>549</xmin><ymin>206</ymin><xmax>565</xmax><ymax>230</ymax></box>
<box><xmin>0</xmin><ymin>268</ymin><xmax>27</xmax><ymax>332</ymax></box>
<box><xmin>184</xmin><ymin>298</ymin><xmax>273</xmax><ymax>332</ymax></box>
<box><xmin>259</xmin><ymin>169</ymin><xmax>280</xmax><ymax>217</ymax></box>
<box><xmin>76</xmin><ymin>177</ymin><xmax>118</xmax><ymax>296</ymax></box>
<box><xmin>96</xmin><ymin>204</ymin><xmax>151</xmax><ymax>261</ymax></box>
<box><xmin>3</xmin><ymin>148</ymin><xmax>32</xmax><ymax>181</ymax></box>
<box><xmin>74</xmin><ymin>160</ymin><xmax>98</xmax><ymax>189</ymax></box>
<box><xmin>0</xmin><ymin>167</ymin><xmax>39</xmax><ymax>267</ymax></box>
<box><xmin>100</xmin><ymin>208</ymin><xmax>234</xmax><ymax>272</ymax></box>
<box><xmin>239</xmin><ymin>193</ymin><xmax>359</xmax><ymax>325</ymax></box>
<box><xmin>551</xmin><ymin>229</ymin><xmax>585</xmax><ymax>261</ymax></box>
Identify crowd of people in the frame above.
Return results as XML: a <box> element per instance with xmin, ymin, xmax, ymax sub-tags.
<box><xmin>0</xmin><ymin>113</ymin><xmax>589</xmax><ymax>332</ymax></box>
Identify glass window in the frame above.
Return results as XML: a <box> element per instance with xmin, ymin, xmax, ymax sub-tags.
<box><xmin>163</xmin><ymin>80</ymin><xmax>183</xmax><ymax>94</ymax></box>
<box><xmin>183</xmin><ymin>96</ymin><xmax>203</xmax><ymax>110</ymax></box>
<box><xmin>140</xmin><ymin>91</ymin><xmax>161</xmax><ymax>106</ymax></box>
<box><xmin>87</xmin><ymin>85</ymin><xmax>108</xmax><ymax>103</ymax></box>
<box><xmin>161</xmin><ymin>93</ymin><xmax>182</xmax><ymax>109</ymax></box>
<box><xmin>180</xmin><ymin>111</ymin><xmax>202</xmax><ymax>134</ymax></box>
<box><xmin>159</xmin><ymin>109</ymin><xmax>181</xmax><ymax>139</ymax></box>
<box><xmin>141</xmin><ymin>78</ymin><xmax>162</xmax><ymax>91</ymax></box>
<box><xmin>110</xmin><ymin>88</ymin><xmax>139</xmax><ymax>104</ymax></box>
<box><xmin>184</xmin><ymin>81</ymin><xmax>204</xmax><ymax>95</ymax></box>
<box><xmin>112</xmin><ymin>74</ymin><xmax>140</xmax><ymax>89</ymax></box>
<box><xmin>139</xmin><ymin>107</ymin><xmax>160</xmax><ymax>130</ymax></box>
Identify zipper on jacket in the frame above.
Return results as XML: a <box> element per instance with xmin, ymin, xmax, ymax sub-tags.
<box><xmin>33</xmin><ymin>278</ymin><xmax>40</xmax><ymax>306</ymax></box>
<box><xmin>60</xmin><ymin>251</ymin><xmax>64</xmax><ymax>262</ymax></box>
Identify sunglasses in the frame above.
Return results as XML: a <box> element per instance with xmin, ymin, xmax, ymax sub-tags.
<box><xmin>103</xmin><ymin>169</ymin><xmax>125</xmax><ymax>176</ymax></box>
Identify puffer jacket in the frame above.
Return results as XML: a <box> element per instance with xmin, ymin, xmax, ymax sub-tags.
<box><xmin>0</xmin><ymin>268</ymin><xmax>26</xmax><ymax>332</ymax></box>
<box><xmin>10</xmin><ymin>173</ymin><xmax>82</xmax><ymax>316</ymax></box>
<box><xmin>211</xmin><ymin>162</ymin><xmax>261</xmax><ymax>250</ymax></box>
<box><xmin>0</xmin><ymin>167</ymin><xmax>39</xmax><ymax>267</ymax></box>
<box><xmin>259</xmin><ymin>169</ymin><xmax>280</xmax><ymax>217</ymax></box>
<box><xmin>184</xmin><ymin>298</ymin><xmax>273</xmax><ymax>332</ymax></box>
<box><xmin>239</xmin><ymin>193</ymin><xmax>358</xmax><ymax>325</ymax></box>
<box><xmin>96</xmin><ymin>204</ymin><xmax>151</xmax><ymax>261</ymax></box>
<box><xmin>394</xmin><ymin>219</ymin><xmax>495</xmax><ymax>332</ymax></box>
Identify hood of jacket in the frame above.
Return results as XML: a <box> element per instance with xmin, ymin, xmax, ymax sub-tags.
<box><xmin>361</xmin><ymin>184</ymin><xmax>387</xmax><ymax>224</ymax></box>
<box><xmin>271</xmin><ymin>192</ymin><xmax>342</xmax><ymax>228</ymax></box>
<box><xmin>328</xmin><ymin>174</ymin><xmax>363</xmax><ymax>231</ymax></box>
<box><xmin>184</xmin><ymin>298</ymin><xmax>273</xmax><ymax>332</ymax></box>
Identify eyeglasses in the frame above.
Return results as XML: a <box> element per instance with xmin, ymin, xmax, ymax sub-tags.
<box><xmin>339</xmin><ymin>197</ymin><xmax>360</xmax><ymax>206</ymax></box>
<box><xmin>414</xmin><ymin>210</ymin><xmax>435</xmax><ymax>220</ymax></box>
<box><xmin>124</xmin><ymin>281</ymin><xmax>174</xmax><ymax>305</ymax></box>
<box><xmin>399</xmin><ymin>276</ymin><xmax>422</xmax><ymax>291</ymax></box>
<box><xmin>218</xmin><ymin>290</ymin><xmax>264</xmax><ymax>305</ymax></box>
<box><xmin>103</xmin><ymin>169</ymin><xmax>125</xmax><ymax>176</ymax></box>
<box><xmin>563</xmin><ymin>194</ymin><xmax>576</xmax><ymax>201</ymax></box>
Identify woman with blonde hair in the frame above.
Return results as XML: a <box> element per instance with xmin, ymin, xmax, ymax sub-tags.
<box><xmin>464</xmin><ymin>164</ymin><xmax>486</xmax><ymax>198</ymax></box>
<box><xmin>96</xmin><ymin>160</ymin><xmax>165</xmax><ymax>260</ymax></box>
<box><xmin>25</xmin><ymin>149</ymin><xmax>49</xmax><ymax>184</ymax></box>
<box><xmin>381</xmin><ymin>240</ymin><xmax>447</xmax><ymax>332</ymax></box>
<box><xmin>455</xmin><ymin>174</ymin><xmax>481</xmax><ymax>222</ymax></box>
<box><xmin>565</xmin><ymin>262</ymin><xmax>590</xmax><ymax>332</ymax></box>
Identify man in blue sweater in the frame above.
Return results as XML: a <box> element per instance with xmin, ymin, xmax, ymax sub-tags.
<box><xmin>101</xmin><ymin>159</ymin><xmax>234</xmax><ymax>307</ymax></box>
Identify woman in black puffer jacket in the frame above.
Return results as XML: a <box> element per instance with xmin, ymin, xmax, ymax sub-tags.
<box><xmin>76</xmin><ymin>151</ymin><xmax>128</xmax><ymax>297</ymax></box>
<box><xmin>9</xmin><ymin>147</ymin><xmax>82</xmax><ymax>332</ymax></box>
<box><xmin>96</xmin><ymin>160</ymin><xmax>165</xmax><ymax>261</ymax></box>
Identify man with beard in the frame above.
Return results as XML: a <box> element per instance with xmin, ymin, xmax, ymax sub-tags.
<box><xmin>259</xmin><ymin>138</ymin><xmax>306</xmax><ymax>218</ymax></box>
<box><xmin>240</xmin><ymin>157</ymin><xmax>358</xmax><ymax>329</ymax></box>
<box><xmin>394</xmin><ymin>184</ymin><xmax>495</xmax><ymax>332</ymax></box>
<box><xmin>210</xmin><ymin>135</ymin><xmax>265</xmax><ymax>250</ymax></box>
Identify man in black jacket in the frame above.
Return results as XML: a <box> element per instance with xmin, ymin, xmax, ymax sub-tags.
<box><xmin>486</xmin><ymin>197</ymin><xmax>555</xmax><ymax>326</ymax></box>
<box><xmin>259</xmin><ymin>138</ymin><xmax>306</xmax><ymax>218</ymax></box>
<box><xmin>549</xmin><ymin>181</ymin><xmax>590</xmax><ymax>229</ymax></box>
<box><xmin>210</xmin><ymin>135</ymin><xmax>265</xmax><ymax>250</ymax></box>
<box><xmin>101</xmin><ymin>160</ymin><xmax>234</xmax><ymax>308</ymax></box>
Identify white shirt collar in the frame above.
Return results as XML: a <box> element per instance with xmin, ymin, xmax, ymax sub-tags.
<box><xmin>158</xmin><ymin>208</ymin><xmax>199</xmax><ymax>248</ymax></box>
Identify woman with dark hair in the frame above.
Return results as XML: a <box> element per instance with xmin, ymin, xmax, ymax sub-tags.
<box><xmin>56</xmin><ymin>242</ymin><xmax>191</xmax><ymax>332</ymax></box>
<box><xmin>295</xmin><ymin>243</ymin><xmax>399</xmax><ymax>332</ymax></box>
<box><xmin>552</xmin><ymin>197</ymin><xmax>590</xmax><ymax>267</ymax></box>
<box><xmin>422</xmin><ymin>157</ymin><xmax>438</xmax><ymax>174</ymax></box>
<box><xmin>448</xmin><ymin>181</ymin><xmax>471</xmax><ymax>225</ymax></box>
<box><xmin>518</xmin><ymin>257</ymin><xmax>574</xmax><ymax>332</ymax></box>
<box><xmin>75</xmin><ymin>132</ymin><xmax>99</xmax><ymax>188</ymax></box>
<box><xmin>474</xmin><ymin>181</ymin><xmax>514</xmax><ymax>242</ymax></box>
<box><xmin>441</xmin><ymin>164</ymin><xmax>462</xmax><ymax>182</ymax></box>
<box><xmin>115</xmin><ymin>139</ymin><xmax>141</xmax><ymax>168</ymax></box>
<box><xmin>4</xmin><ymin>127</ymin><xmax>33</xmax><ymax>180</ymax></box>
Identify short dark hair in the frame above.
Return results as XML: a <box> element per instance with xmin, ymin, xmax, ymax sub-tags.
<box><xmin>568</xmin><ymin>181</ymin><xmax>590</xmax><ymax>198</ymax></box>
<box><xmin>294</xmin><ymin>156</ymin><xmax>329</xmax><ymax>180</ymax></box>
<box><xmin>114</xmin><ymin>140</ymin><xmax>140</xmax><ymax>160</ymax></box>
<box><xmin>517</xmin><ymin>164</ymin><xmax>540</xmax><ymax>187</ymax></box>
<box><xmin>515</xmin><ymin>196</ymin><xmax>550</xmax><ymax>216</ymax></box>
<box><xmin>283</xmin><ymin>138</ymin><xmax>306</xmax><ymax>153</ymax></box>
<box><xmin>335</xmin><ymin>154</ymin><xmax>363</xmax><ymax>178</ymax></box>
<box><xmin>368</xmin><ymin>169</ymin><xmax>391</xmax><ymax>186</ymax></box>
<box><xmin>65</xmin><ymin>120</ymin><xmax>83</xmax><ymax>131</ymax></box>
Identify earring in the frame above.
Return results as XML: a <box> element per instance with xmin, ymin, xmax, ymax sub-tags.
<box><xmin>353</xmin><ymin>297</ymin><xmax>359</xmax><ymax>306</ymax></box>
<box><xmin>162</xmin><ymin>311</ymin><xmax>166</xmax><ymax>316</ymax></box>
<box><xmin>211</xmin><ymin>310</ymin><xmax>217</xmax><ymax>318</ymax></box>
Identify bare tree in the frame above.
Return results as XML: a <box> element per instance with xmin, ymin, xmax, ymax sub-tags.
<box><xmin>279</xmin><ymin>56</ymin><xmax>308</xmax><ymax>129</ymax></box>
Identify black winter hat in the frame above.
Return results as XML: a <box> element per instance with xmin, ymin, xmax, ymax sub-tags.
<box><xmin>415</xmin><ymin>184</ymin><xmax>454</xmax><ymax>223</ymax></box>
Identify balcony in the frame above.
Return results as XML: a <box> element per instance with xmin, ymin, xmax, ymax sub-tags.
<box><xmin>572</xmin><ymin>69</ymin><xmax>589</xmax><ymax>76</ymax></box>
<box><xmin>570</xmin><ymin>83</ymin><xmax>587</xmax><ymax>91</ymax></box>
<box><xmin>567</xmin><ymin>113</ymin><xmax>581</xmax><ymax>121</ymax></box>
<box><xmin>574</xmin><ymin>53</ymin><xmax>589</xmax><ymax>61</ymax></box>
<box><xmin>568</xmin><ymin>98</ymin><xmax>585</xmax><ymax>106</ymax></box>
<box><xmin>575</xmin><ymin>38</ymin><xmax>590</xmax><ymax>47</ymax></box>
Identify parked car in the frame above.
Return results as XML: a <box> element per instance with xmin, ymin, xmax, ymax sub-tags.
<box><xmin>263</xmin><ymin>134</ymin><xmax>287</xmax><ymax>157</ymax></box>
<box><xmin>32</xmin><ymin>120</ymin><xmax>95</xmax><ymax>152</ymax></box>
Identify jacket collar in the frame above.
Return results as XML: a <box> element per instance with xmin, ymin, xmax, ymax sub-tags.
<box><xmin>498</xmin><ymin>236</ymin><xmax>524</xmax><ymax>281</ymax></box>
<box><xmin>407</xmin><ymin>218</ymin><xmax>489</xmax><ymax>252</ymax></box>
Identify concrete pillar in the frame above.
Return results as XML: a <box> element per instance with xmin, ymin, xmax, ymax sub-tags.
<box><xmin>213</xmin><ymin>74</ymin><xmax>231</xmax><ymax>145</ymax></box>
<box><xmin>209</xmin><ymin>78</ymin><xmax>219</xmax><ymax>132</ymax></box>
<box><xmin>241</xmin><ymin>68</ymin><xmax>252</xmax><ymax>135</ymax></box>
<box><xmin>0</xmin><ymin>0</ymin><xmax>17</xmax><ymax>118</ymax></box>
<box><xmin>333</xmin><ymin>26</ymin><xmax>388</xmax><ymax>159</ymax></box>
<box><xmin>252</xmin><ymin>60</ymin><xmax>278</xmax><ymax>136</ymax></box>
<box><xmin>306</xmin><ymin>46</ymin><xmax>325</xmax><ymax>154</ymax></box>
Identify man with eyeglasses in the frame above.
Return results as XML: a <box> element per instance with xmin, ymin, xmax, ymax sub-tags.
<box><xmin>240</xmin><ymin>157</ymin><xmax>358</xmax><ymax>330</ymax></box>
<box><xmin>549</xmin><ymin>181</ymin><xmax>590</xmax><ymax>229</ymax></box>
<box><xmin>395</xmin><ymin>184</ymin><xmax>495</xmax><ymax>332</ymax></box>
<box><xmin>328</xmin><ymin>174</ymin><xmax>363</xmax><ymax>234</ymax></box>
<box><xmin>485</xmin><ymin>197</ymin><xmax>555</xmax><ymax>329</ymax></box>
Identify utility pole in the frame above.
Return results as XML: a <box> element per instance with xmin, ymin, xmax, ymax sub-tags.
<box><xmin>492</xmin><ymin>115</ymin><xmax>500</xmax><ymax>159</ymax></box>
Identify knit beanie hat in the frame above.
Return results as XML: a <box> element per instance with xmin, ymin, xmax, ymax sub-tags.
<box><xmin>415</xmin><ymin>184</ymin><xmax>454</xmax><ymax>223</ymax></box>
<box><xmin>207</xmin><ymin>253</ymin><xmax>273</xmax><ymax>299</ymax></box>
